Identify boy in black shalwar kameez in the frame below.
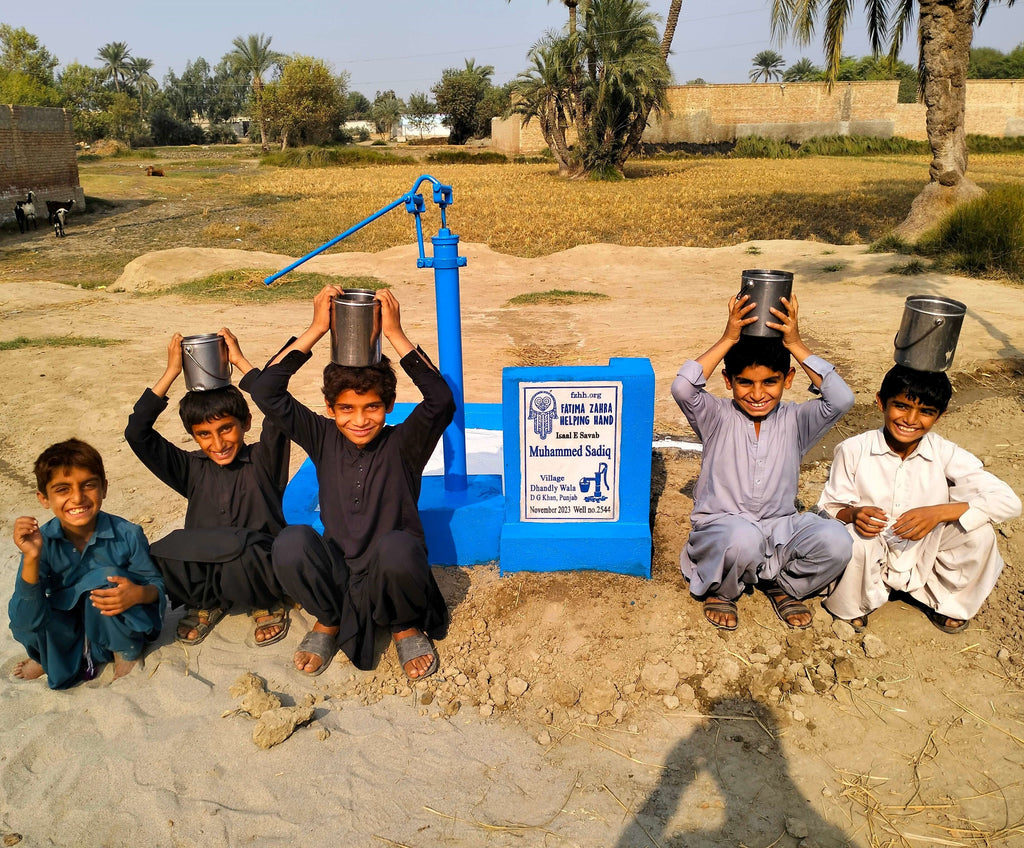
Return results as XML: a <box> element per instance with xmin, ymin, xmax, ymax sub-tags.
<box><xmin>250</xmin><ymin>287</ymin><xmax>454</xmax><ymax>679</ymax></box>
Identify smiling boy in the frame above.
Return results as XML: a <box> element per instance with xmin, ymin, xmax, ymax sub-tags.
<box><xmin>671</xmin><ymin>293</ymin><xmax>855</xmax><ymax>630</ymax></box>
<box><xmin>10</xmin><ymin>439</ymin><xmax>165</xmax><ymax>688</ymax></box>
<box><xmin>818</xmin><ymin>365</ymin><xmax>1021</xmax><ymax>632</ymax></box>
<box><xmin>249</xmin><ymin>287</ymin><xmax>454</xmax><ymax>679</ymax></box>
<box><xmin>126</xmin><ymin>329</ymin><xmax>313</xmax><ymax>647</ymax></box>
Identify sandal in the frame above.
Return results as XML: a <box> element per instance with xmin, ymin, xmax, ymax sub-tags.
<box><xmin>762</xmin><ymin>583</ymin><xmax>812</xmax><ymax>630</ymax></box>
<box><xmin>294</xmin><ymin>630</ymin><xmax>337</xmax><ymax>677</ymax></box>
<box><xmin>394</xmin><ymin>631</ymin><xmax>439</xmax><ymax>681</ymax></box>
<box><xmin>176</xmin><ymin>607</ymin><xmax>226</xmax><ymax>645</ymax></box>
<box><xmin>702</xmin><ymin>597</ymin><xmax>739</xmax><ymax>631</ymax></box>
<box><xmin>926</xmin><ymin>608</ymin><xmax>969</xmax><ymax>634</ymax></box>
<box><xmin>251</xmin><ymin>606</ymin><xmax>290</xmax><ymax>647</ymax></box>
<box><xmin>846</xmin><ymin>614</ymin><xmax>869</xmax><ymax>633</ymax></box>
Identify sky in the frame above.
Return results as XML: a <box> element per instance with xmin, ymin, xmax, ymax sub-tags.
<box><xmin>4</xmin><ymin>1</ymin><xmax>1022</xmax><ymax>98</ymax></box>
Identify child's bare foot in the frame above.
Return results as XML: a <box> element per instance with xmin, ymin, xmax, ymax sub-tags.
<box><xmin>112</xmin><ymin>653</ymin><xmax>137</xmax><ymax>680</ymax></box>
<box><xmin>294</xmin><ymin>621</ymin><xmax>338</xmax><ymax>675</ymax></box>
<box><xmin>393</xmin><ymin>628</ymin><xmax>438</xmax><ymax>680</ymax></box>
<box><xmin>702</xmin><ymin>597</ymin><xmax>738</xmax><ymax>630</ymax></box>
<box><xmin>13</xmin><ymin>658</ymin><xmax>44</xmax><ymax>680</ymax></box>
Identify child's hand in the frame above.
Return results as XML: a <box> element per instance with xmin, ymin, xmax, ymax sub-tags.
<box><xmin>312</xmin><ymin>285</ymin><xmax>344</xmax><ymax>336</ymax></box>
<box><xmin>890</xmin><ymin>506</ymin><xmax>950</xmax><ymax>541</ymax></box>
<box><xmin>377</xmin><ymin>288</ymin><xmax>402</xmax><ymax>337</ymax></box>
<box><xmin>766</xmin><ymin>294</ymin><xmax>802</xmax><ymax>348</ymax></box>
<box><xmin>723</xmin><ymin>294</ymin><xmax>757</xmax><ymax>343</ymax></box>
<box><xmin>218</xmin><ymin>327</ymin><xmax>253</xmax><ymax>374</ymax></box>
<box><xmin>848</xmin><ymin>505</ymin><xmax>887</xmax><ymax>537</ymax></box>
<box><xmin>166</xmin><ymin>333</ymin><xmax>184</xmax><ymax>375</ymax></box>
<box><xmin>90</xmin><ymin>575</ymin><xmax>144</xmax><ymax>616</ymax></box>
<box><xmin>12</xmin><ymin>517</ymin><xmax>43</xmax><ymax>559</ymax></box>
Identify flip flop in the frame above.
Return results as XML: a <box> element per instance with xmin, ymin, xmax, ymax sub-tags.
<box><xmin>702</xmin><ymin>597</ymin><xmax>739</xmax><ymax>631</ymax></box>
<box><xmin>251</xmin><ymin>606</ymin><xmax>290</xmax><ymax>647</ymax></box>
<box><xmin>294</xmin><ymin>630</ymin><xmax>337</xmax><ymax>677</ymax></box>
<box><xmin>394</xmin><ymin>631</ymin><xmax>439</xmax><ymax>681</ymax></box>
<box><xmin>925</xmin><ymin>608</ymin><xmax>969</xmax><ymax>634</ymax></box>
<box><xmin>176</xmin><ymin>607</ymin><xmax>226</xmax><ymax>645</ymax></box>
<box><xmin>762</xmin><ymin>583</ymin><xmax>812</xmax><ymax>630</ymax></box>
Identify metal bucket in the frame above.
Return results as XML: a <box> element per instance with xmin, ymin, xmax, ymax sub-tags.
<box><xmin>181</xmin><ymin>333</ymin><xmax>232</xmax><ymax>391</ymax></box>
<box><xmin>893</xmin><ymin>295</ymin><xmax>967</xmax><ymax>372</ymax></box>
<box><xmin>331</xmin><ymin>289</ymin><xmax>382</xmax><ymax>367</ymax></box>
<box><xmin>737</xmin><ymin>269</ymin><xmax>793</xmax><ymax>337</ymax></box>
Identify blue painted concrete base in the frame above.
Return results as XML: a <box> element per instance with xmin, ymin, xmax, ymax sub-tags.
<box><xmin>500</xmin><ymin>522</ymin><xmax>652</xmax><ymax>577</ymax></box>
<box><xmin>419</xmin><ymin>474</ymin><xmax>504</xmax><ymax>565</ymax></box>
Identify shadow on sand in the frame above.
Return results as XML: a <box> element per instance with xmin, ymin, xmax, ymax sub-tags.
<box><xmin>614</xmin><ymin>697</ymin><xmax>851</xmax><ymax>847</ymax></box>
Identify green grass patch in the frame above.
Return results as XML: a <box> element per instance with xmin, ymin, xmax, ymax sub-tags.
<box><xmin>798</xmin><ymin>135</ymin><xmax>929</xmax><ymax>156</ymax></box>
<box><xmin>918</xmin><ymin>184</ymin><xmax>1024</xmax><ymax>281</ymax></box>
<box><xmin>744</xmin><ymin>245</ymin><xmax>762</xmax><ymax>255</ymax></box>
<box><xmin>0</xmin><ymin>335</ymin><xmax>123</xmax><ymax>351</ymax></box>
<box><xmin>109</xmin><ymin>147</ymin><xmax>157</xmax><ymax>159</ymax></box>
<box><xmin>259</xmin><ymin>146</ymin><xmax>400</xmax><ymax>168</ymax></box>
<box><xmin>157</xmin><ymin>269</ymin><xmax>388</xmax><ymax>301</ymax></box>
<box><xmin>821</xmin><ymin>263</ymin><xmax>845</xmax><ymax>272</ymax></box>
<box><xmin>425</xmin><ymin>150</ymin><xmax>509</xmax><ymax>165</ymax></box>
<box><xmin>966</xmin><ymin>135</ymin><xmax>1024</xmax><ymax>154</ymax></box>
<box><xmin>77</xmin><ymin>153</ymin><xmax>102</xmax><ymax>162</ymax></box>
<box><xmin>505</xmin><ymin>289</ymin><xmax>609</xmax><ymax>306</ymax></box>
<box><xmin>868</xmin><ymin>233</ymin><xmax>914</xmax><ymax>254</ymax></box>
<box><xmin>732</xmin><ymin>137</ymin><xmax>799</xmax><ymax>159</ymax></box>
<box><xmin>887</xmin><ymin>259</ymin><xmax>928</xmax><ymax>275</ymax></box>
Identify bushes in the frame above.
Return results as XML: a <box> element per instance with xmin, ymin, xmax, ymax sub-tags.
<box><xmin>425</xmin><ymin>150</ymin><xmax>508</xmax><ymax>165</ymax></box>
<box><xmin>259</xmin><ymin>146</ymin><xmax>400</xmax><ymax>168</ymax></box>
<box><xmin>918</xmin><ymin>184</ymin><xmax>1024</xmax><ymax>280</ymax></box>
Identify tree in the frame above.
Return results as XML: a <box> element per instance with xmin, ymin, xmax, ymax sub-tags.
<box><xmin>770</xmin><ymin>0</ymin><xmax>1019</xmax><ymax>238</ymax></box>
<box><xmin>58</xmin><ymin>62</ymin><xmax>114</xmax><ymax>141</ymax></box>
<box><xmin>514</xmin><ymin>0</ymin><xmax>670</xmax><ymax>179</ymax></box>
<box><xmin>0</xmin><ymin>25</ymin><xmax>60</xmax><ymax>105</ymax></box>
<box><xmin>97</xmin><ymin>41</ymin><xmax>131</xmax><ymax>93</ymax></box>
<box><xmin>258</xmin><ymin>55</ymin><xmax>346</xmax><ymax>149</ymax></box>
<box><xmin>371</xmin><ymin>89</ymin><xmax>405</xmax><ymax>139</ymax></box>
<box><xmin>225</xmin><ymin>33</ymin><xmax>282</xmax><ymax>150</ymax></box>
<box><xmin>346</xmin><ymin>91</ymin><xmax>372</xmax><ymax>119</ymax></box>
<box><xmin>782</xmin><ymin>57</ymin><xmax>823</xmax><ymax>81</ymax></box>
<box><xmin>750</xmin><ymin>49</ymin><xmax>786</xmax><ymax>82</ymax></box>
<box><xmin>127</xmin><ymin>56</ymin><xmax>158</xmax><ymax>117</ymax></box>
<box><xmin>433</xmin><ymin>61</ymin><xmax>493</xmax><ymax>144</ymax></box>
<box><xmin>475</xmin><ymin>82</ymin><xmax>512</xmax><ymax>137</ymax></box>
<box><xmin>405</xmin><ymin>91</ymin><xmax>437</xmax><ymax>137</ymax></box>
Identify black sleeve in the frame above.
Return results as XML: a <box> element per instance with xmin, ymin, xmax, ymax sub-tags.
<box><xmin>240</xmin><ymin>367</ymin><xmax>291</xmax><ymax>495</ymax></box>
<box><xmin>124</xmin><ymin>388</ymin><xmax>191</xmax><ymax>497</ymax></box>
<box><xmin>396</xmin><ymin>347</ymin><xmax>456</xmax><ymax>473</ymax></box>
<box><xmin>246</xmin><ymin>350</ymin><xmax>327</xmax><ymax>461</ymax></box>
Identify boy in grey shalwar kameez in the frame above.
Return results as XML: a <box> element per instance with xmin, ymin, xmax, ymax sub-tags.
<box><xmin>671</xmin><ymin>292</ymin><xmax>854</xmax><ymax>630</ymax></box>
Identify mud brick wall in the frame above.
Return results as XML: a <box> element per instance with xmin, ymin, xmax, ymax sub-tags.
<box><xmin>492</xmin><ymin>79</ymin><xmax>1024</xmax><ymax>154</ymax></box>
<box><xmin>1</xmin><ymin>105</ymin><xmax>85</xmax><ymax>225</ymax></box>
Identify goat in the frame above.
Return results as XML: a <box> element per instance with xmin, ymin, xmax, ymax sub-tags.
<box><xmin>53</xmin><ymin>207</ymin><xmax>69</xmax><ymax>238</ymax></box>
<box><xmin>145</xmin><ymin>166</ymin><xmax>165</xmax><ymax>177</ymax></box>
<box><xmin>46</xmin><ymin>198</ymin><xmax>75</xmax><ymax>225</ymax></box>
<box><xmin>13</xmin><ymin>191</ymin><xmax>37</xmax><ymax>233</ymax></box>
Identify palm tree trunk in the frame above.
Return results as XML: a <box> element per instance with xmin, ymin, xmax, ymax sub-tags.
<box><xmin>895</xmin><ymin>0</ymin><xmax>984</xmax><ymax>238</ymax></box>
<box><xmin>661</xmin><ymin>0</ymin><xmax>682</xmax><ymax>61</ymax></box>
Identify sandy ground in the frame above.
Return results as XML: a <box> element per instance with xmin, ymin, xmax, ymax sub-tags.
<box><xmin>1</xmin><ymin>239</ymin><xmax>1023</xmax><ymax>847</ymax></box>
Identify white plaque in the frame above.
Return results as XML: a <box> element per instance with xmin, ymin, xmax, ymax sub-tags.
<box><xmin>520</xmin><ymin>381</ymin><xmax>622</xmax><ymax>521</ymax></box>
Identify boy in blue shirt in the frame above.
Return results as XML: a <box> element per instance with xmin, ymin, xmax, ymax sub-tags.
<box><xmin>10</xmin><ymin>439</ymin><xmax>166</xmax><ymax>688</ymax></box>
<box><xmin>672</xmin><ymin>293</ymin><xmax>855</xmax><ymax>630</ymax></box>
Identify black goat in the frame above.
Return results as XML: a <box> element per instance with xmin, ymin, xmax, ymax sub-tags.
<box><xmin>14</xmin><ymin>191</ymin><xmax>37</xmax><ymax>233</ymax></box>
<box><xmin>46</xmin><ymin>198</ymin><xmax>75</xmax><ymax>225</ymax></box>
<box><xmin>53</xmin><ymin>207</ymin><xmax>69</xmax><ymax>238</ymax></box>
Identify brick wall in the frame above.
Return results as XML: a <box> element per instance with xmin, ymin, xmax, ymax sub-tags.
<box><xmin>491</xmin><ymin>79</ymin><xmax>1024</xmax><ymax>154</ymax></box>
<box><xmin>1</xmin><ymin>105</ymin><xmax>85</xmax><ymax>225</ymax></box>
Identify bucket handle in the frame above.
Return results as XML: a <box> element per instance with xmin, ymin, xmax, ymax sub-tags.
<box><xmin>183</xmin><ymin>344</ymin><xmax>233</xmax><ymax>381</ymax></box>
<box><xmin>893</xmin><ymin>317</ymin><xmax>945</xmax><ymax>351</ymax></box>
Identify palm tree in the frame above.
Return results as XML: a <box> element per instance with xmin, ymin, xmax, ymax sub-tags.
<box><xmin>224</xmin><ymin>33</ymin><xmax>282</xmax><ymax>150</ymax></box>
<box><xmin>783</xmin><ymin>57</ymin><xmax>823</xmax><ymax>82</ymax></box>
<box><xmin>770</xmin><ymin>0</ymin><xmax>1019</xmax><ymax>237</ymax></box>
<box><xmin>462</xmin><ymin>57</ymin><xmax>495</xmax><ymax>84</ymax></box>
<box><xmin>749</xmin><ymin>49</ymin><xmax>786</xmax><ymax>83</ymax></box>
<box><xmin>97</xmin><ymin>41</ymin><xmax>131</xmax><ymax>93</ymax></box>
<box><xmin>127</xmin><ymin>56</ymin><xmax>158</xmax><ymax>117</ymax></box>
<box><xmin>515</xmin><ymin>0</ymin><xmax>670</xmax><ymax>179</ymax></box>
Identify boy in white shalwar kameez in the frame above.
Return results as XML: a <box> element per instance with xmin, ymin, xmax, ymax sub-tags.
<box><xmin>818</xmin><ymin>365</ymin><xmax>1020</xmax><ymax>632</ymax></box>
